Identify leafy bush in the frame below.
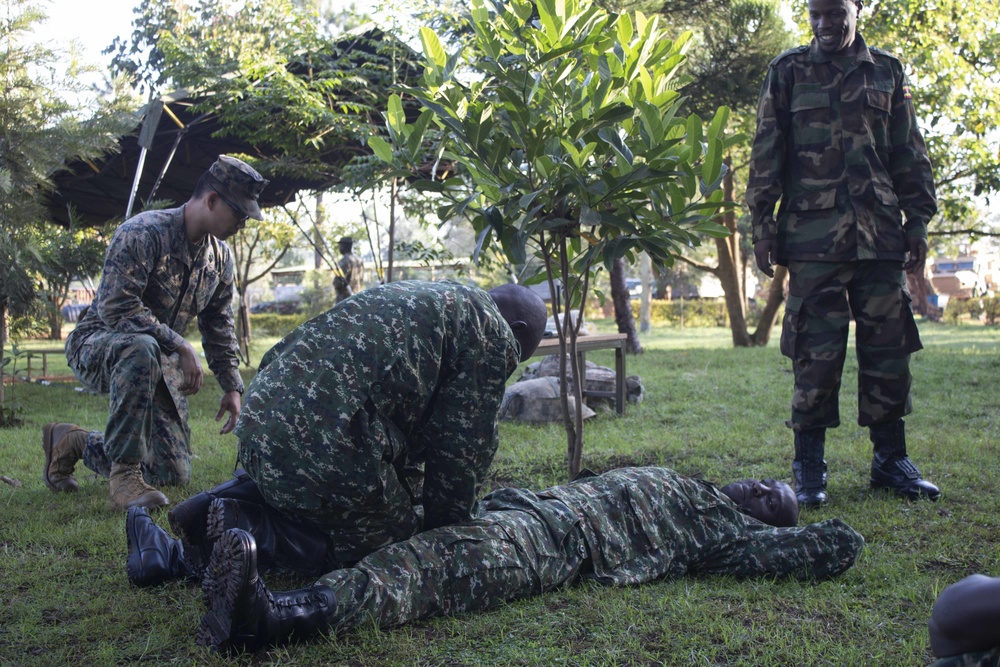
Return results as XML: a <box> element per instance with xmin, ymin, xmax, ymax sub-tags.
<box><xmin>943</xmin><ymin>296</ymin><xmax>1000</xmax><ymax>325</ymax></box>
<box><xmin>249</xmin><ymin>313</ymin><xmax>310</xmax><ymax>337</ymax></box>
<box><xmin>630</xmin><ymin>299</ymin><xmax>729</xmax><ymax>327</ymax></box>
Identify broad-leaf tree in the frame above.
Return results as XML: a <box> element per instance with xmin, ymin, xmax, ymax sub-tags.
<box><xmin>0</xmin><ymin>0</ymin><xmax>135</xmax><ymax>423</ymax></box>
<box><xmin>371</xmin><ymin>0</ymin><xmax>733</xmax><ymax>478</ymax></box>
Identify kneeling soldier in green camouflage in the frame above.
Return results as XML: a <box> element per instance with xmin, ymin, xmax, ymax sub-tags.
<box><xmin>43</xmin><ymin>155</ymin><xmax>267</xmax><ymax>510</ymax></box>
<box><xmin>180</xmin><ymin>466</ymin><xmax>863</xmax><ymax>654</ymax></box>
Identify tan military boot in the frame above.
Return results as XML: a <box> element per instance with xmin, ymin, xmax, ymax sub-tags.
<box><xmin>42</xmin><ymin>422</ymin><xmax>88</xmax><ymax>492</ymax></box>
<box><xmin>110</xmin><ymin>462</ymin><xmax>169</xmax><ymax>510</ymax></box>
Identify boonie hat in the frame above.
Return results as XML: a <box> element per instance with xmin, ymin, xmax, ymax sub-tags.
<box><xmin>205</xmin><ymin>155</ymin><xmax>269</xmax><ymax>220</ymax></box>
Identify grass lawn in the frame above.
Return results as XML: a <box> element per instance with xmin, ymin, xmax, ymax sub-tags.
<box><xmin>1</xmin><ymin>319</ymin><xmax>998</xmax><ymax>666</ymax></box>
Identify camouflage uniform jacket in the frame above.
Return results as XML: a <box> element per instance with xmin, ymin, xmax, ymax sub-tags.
<box><xmin>535</xmin><ymin>467</ymin><xmax>864</xmax><ymax>583</ymax></box>
<box><xmin>67</xmin><ymin>206</ymin><xmax>243</xmax><ymax>395</ymax></box>
<box><xmin>339</xmin><ymin>252</ymin><xmax>365</xmax><ymax>295</ymax></box>
<box><xmin>235</xmin><ymin>280</ymin><xmax>520</xmax><ymax>532</ymax></box>
<box><xmin>746</xmin><ymin>33</ymin><xmax>937</xmax><ymax>264</ymax></box>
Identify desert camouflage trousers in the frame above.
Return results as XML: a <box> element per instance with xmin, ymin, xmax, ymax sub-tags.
<box><xmin>928</xmin><ymin>648</ymin><xmax>1000</xmax><ymax>667</ymax></box>
<box><xmin>314</xmin><ymin>489</ymin><xmax>587</xmax><ymax>634</ymax></box>
<box><xmin>67</xmin><ymin>331</ymin><xmax>191</xmax><ymax>486</ymax></box>
<box><xmin>781</xmin><ymin>261</ymin><xmax>922</xmax><ymax>431</ymax></box>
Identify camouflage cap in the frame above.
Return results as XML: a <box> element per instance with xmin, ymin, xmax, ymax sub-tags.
<box><xmin>206</xmin><ymin>155</ymin><xmax>269</xmax><ymax>221</ymax></box>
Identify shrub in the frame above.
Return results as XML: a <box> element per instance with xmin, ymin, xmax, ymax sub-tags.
<box><xmin>629</xmin><ymin>299</ymin><xmax>728</xmax><ymax>327</ymax></box>
<box><xmin>249</xmin><ymin>313</ymin><xmax>310</xmax><ymax>337</ymax></box>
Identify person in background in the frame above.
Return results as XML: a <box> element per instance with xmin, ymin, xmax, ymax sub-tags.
<box><xmin>333</xmin><ymin>236</ymin><xmax>365</xmax><ymax>303</ymax></box>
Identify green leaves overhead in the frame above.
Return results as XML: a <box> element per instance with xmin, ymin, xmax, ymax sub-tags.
<box><xmin>370</xmin><ymin>0</ymin><xmax>734</xmax><ymax>295</ymax></box>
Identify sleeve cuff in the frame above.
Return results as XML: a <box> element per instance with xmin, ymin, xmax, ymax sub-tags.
<box><xmin>904</xmin><ymin>221</ymin><xmax>928</xmax><ymax>240</ymax></box>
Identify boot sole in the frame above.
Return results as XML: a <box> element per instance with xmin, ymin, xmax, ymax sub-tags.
<box><xmin>870</xmin><ymin>479</ymin><xmax>941</xmax><ymax>502</ymax></box>
<box><xmin>196</xmin><ymin>529</ymin><xmax>254</xmax><ymax>653</ymax></box>
<box><xmin>42</xmin><ymin>423</ymin><xmax>78</xmax><ymax>493</ymax></box>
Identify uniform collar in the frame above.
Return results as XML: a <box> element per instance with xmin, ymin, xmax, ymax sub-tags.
<box><xmin>808</xmin><ymin>30</ymin><xmax>875</xmax><ymax>67</ymax></box>
<box><xmin>171</xmin><ymin>203</ymin><xmax>204</xmax><ymax>267</ymax></box>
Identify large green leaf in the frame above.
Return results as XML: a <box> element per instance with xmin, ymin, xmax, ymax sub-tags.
<box><xmin>368</xmin><ymin>136</ymin><xmax>394</xmax><ymax>164</ymax></box>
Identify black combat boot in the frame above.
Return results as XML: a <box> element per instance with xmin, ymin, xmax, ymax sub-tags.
<box><xmin>206</xmin><ymin>497</ymin><xmax>331</xmax><ymax>577</ymax></box>
<box><xmin>126</xmin><ymin>507</ymin><xmax>200</xmax><ymax>587</ymax></box>
<box><xmin>197</xmin><ymin>528</ymin><xmax>338</xmax><ymax>654</ymax></box>
<box><xmin>792</xmin><ymin>428</ymin><xmax>828</xmax><ymax>507</ymax></box>
<box><xmin>869</xmin><ymin>419</ymin><xmax>940</xmax><ymax>501</ymax></box>
<box><xmin>167</xmin><ymin>469</ymin><xmax>265</xmax><ymax>562</ymax></box>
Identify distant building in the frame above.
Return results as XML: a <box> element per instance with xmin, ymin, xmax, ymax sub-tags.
<box><xmin>929</xmin><ymin>253</ymin><xmax>998</xmax><ymax>305</ymax></box>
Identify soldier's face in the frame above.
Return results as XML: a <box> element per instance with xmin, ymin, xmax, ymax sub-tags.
<box><xmin>720</xmin><ymin>478</ymin><xmax>798</xmax><ymax>527</ymax></box>
<box><xmin>808</xmin><ymin>0</ymin><xmax>860</xmax><ymax>55</ymax></box>
<box><xmin>208</xmin><ymin>191</ymin><xmax>249</xmax><ymax>239</ymax></box>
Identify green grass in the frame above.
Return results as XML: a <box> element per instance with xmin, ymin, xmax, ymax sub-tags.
<box><xmin>2</xmin><ymin>320</ymin><xmax>999</xmax><ymax>666</ymax></box>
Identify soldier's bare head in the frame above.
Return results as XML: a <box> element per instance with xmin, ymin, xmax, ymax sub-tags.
<box><xmin>488</xmin><ymin>284</ymin><xmax>548</xmax><ymax>362</ymax></box>
<box><xmin>720</xmin><ymin>478</ymin><xmax>799</xmax><ymax>527</ymax></box>
<box><xmin>808</xmin><ymin>0</ymin><xmax>862</xmax><ymax>56</ymax></box>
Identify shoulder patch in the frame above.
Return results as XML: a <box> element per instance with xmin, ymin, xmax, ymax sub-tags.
<box><xmin>769</xmin><ymin>45</ymin><xmax>809</xmax><ymax>68</ymax></box>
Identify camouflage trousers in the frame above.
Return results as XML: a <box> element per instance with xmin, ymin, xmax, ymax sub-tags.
<box><xmin>928</xmin><ymin>648</ymin><xmax>1000</xmax><ymax>667</ymax></box>
<box><xmin>67</xmin><ymin>332</ymin><xmax>191</xmax><ymax>486</ymax></box>
<box><xmin>238</xmin><ymin>398</ymin><xmax>422</xmax><ymax>565</ymax></box>
<box><xmin>314</xmin><ymin>488</ymin><xmax>588</xmax><ymax>634</ymax></box>
<box><xmin>781</xmin><ymin>261</ymin><xmax>922</xmax><ymax>431</ymax></box>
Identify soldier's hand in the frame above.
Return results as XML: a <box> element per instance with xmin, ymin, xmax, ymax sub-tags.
<box><xmin>178</xmin><ymin>342</ymin><xmax>204</xmax><ymax>396</ymax></box>
<box><xmin>216</xmin><ymin>391</ymin><xmax>242</xmax><ymax>434</ymax></box>
<box><xmin>904</xmin><ymin>237</ymin><xmax>928</xmax><ymax>275</ymax></box>
<box><xmin>754</xmin><ymin>239</ymin><xmax>776</xmax><ymax>278</ymax></box>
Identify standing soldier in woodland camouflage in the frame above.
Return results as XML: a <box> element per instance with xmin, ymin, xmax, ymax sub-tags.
<box><xmin>43</xmin><ymin>155</ymin><xmax>267</xmax><ymax>510</ymax></box>
<box><xmin>171</xmin><ymin>466</ymin><xmax>864</xmax><ymax>653</ymax></box>
<box><xmin>332</xmin><ymin>236</ymin><xmax>365</xmax><ymax>303</ymax></box>
<box><xmin>746</xmin><ymin>0</ymin><xmax>940</xmax><ymax>507</ymax></box>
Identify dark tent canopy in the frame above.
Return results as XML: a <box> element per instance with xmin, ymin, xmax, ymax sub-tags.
<box><xmin>46</xmin><ymin>27</ymin><xmax>421</xmax><ymax>228</ymax></box>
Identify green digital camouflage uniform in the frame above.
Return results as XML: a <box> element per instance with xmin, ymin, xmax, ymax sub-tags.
<box><xmin>746</xmin><ymin>33</ymin><xmax>936</xmax><ymax>430</ymax></box>
<box><xmin>929</xmin><ymin>648</ymin><xmax>1000</xmax><ymax>667</ymax></box>
<box><xmin>235</xmin><ymin>280</ymin><xmax>521</xmax><ymax>563</ymax></box>
<box><xmin>311</xmin><ymin>467</ymin><xmax>865</xmax><ymax>633</ymax></box>
<box><xmin>66</xmin><ymin>207</ymin><xmax>243</xmax><ymax>485</ymax></box>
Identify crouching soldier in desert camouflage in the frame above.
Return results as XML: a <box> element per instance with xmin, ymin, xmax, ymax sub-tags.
<box><xmin>746</xmin><ymin>0</ymin><xmax>940</xmax><ymax>507</ymax></box>
<box><xmin>43</xmin><ymin>155</ymin><xmax>267</xmax><ymax>510</ymax></box>
<box><xmin>127</xmin><ymin>466</ymin><xmax>864</xmax><ymax>654</ymax></box>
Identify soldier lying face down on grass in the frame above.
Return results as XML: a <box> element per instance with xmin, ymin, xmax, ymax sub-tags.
<box><xmin>126</xmin><ymin>466</ymin><xmax>864</xmax><ymax>654</ymax></box>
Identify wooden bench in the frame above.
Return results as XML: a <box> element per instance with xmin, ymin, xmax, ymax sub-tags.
<box><xmin>530</xmin><ymin>333</ymin><xmax>628</xmax><ymax>416</ymax></box>
<box><xmin>21</xmin><ymin>348</ymin><xmax>68</xmax><ymax>381</ymax></box>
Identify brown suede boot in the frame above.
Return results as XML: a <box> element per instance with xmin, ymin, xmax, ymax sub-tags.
<box><xmin>42</xmin><ymin>422</ymin><xmax>88</xmax><ymax>492</ymax></box>
<box><xmin>110</xmin><ymin>462</ymin><xmax>169</xmax><ymax>510</ymax></box>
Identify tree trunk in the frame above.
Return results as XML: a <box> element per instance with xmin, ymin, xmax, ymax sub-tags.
<box><xmin>0</xmin><ymin>301</ymin><xmax>7</xmax><ymax>421</ymax></box>
<box><xmin>748</xmin><ymin>264</ymin><xmax>787</xmax><ymax>346</ymax></box>
<box><xmin>610</xmin><ymin>257</ymin><xmax>642</xmax><ymax>354</ymax></box>
<box><xmin>47</xmin><ymin>295</ymin><xmax>64</xmax><ymax>341</ymax></box>
<box><xmin>639</xmin><ymin>252</ymin><xmax>652</xmax><ymax>333</ymax></box>
<box><xmin>387</xmin><ymin>178</ymin><xmax>398</xmax><ymax>283</ymax></box>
